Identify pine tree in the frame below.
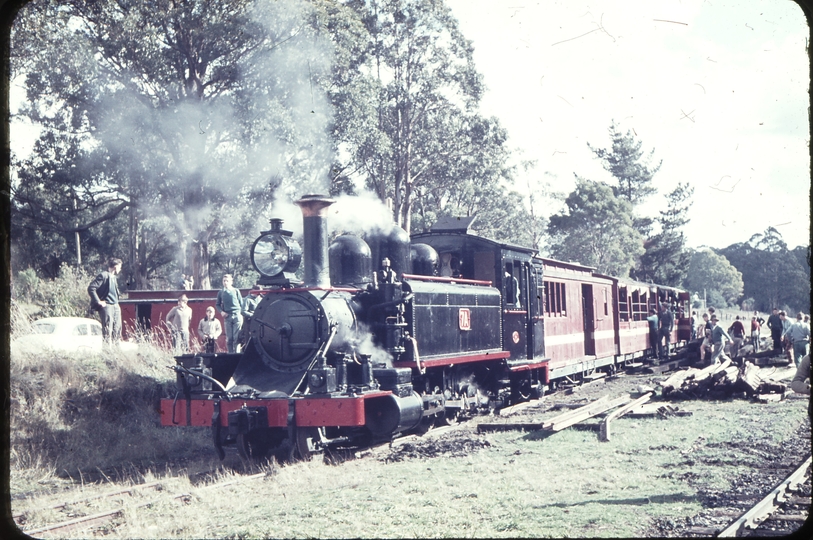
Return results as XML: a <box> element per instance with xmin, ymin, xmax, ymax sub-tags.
<box><xmin>634</xmin><ymin>182</ymin><xmax>694</xmax><ymax>286</ymax></box>
<box><xmin>588</xmin><ymin>121</ymin><xmax>662</xmax><ymax>207</ymax></box>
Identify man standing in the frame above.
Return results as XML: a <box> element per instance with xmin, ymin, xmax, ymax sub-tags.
<box><xmin>198</xmin><ymin>306</ymin><xmax>223</xmax><ymax>353</ymax></box>
<box><xmin>216</xmin><ymin>274</ymin><xmax>243</xmax><ymax>353</ymax></box>
<box><xmin>239</xmin><ymin>290</ymin><xmax>262</xmax><ymax>349</ymax></box>
<box><xmin>165</xmin><ymin>294</ymin><xmax>193</xmax><ymax>353</ymax></box>
<box><xmin>727</xmin><ymin>316</ymin><xmax>746</xmax><ymax>358</ymax></box>
<box><xmin>646</xmin><ymin>309</ymin><xmax>659</xmax><ymax>358</ymax></box>
<box><xmin>784</xmin><ymin>313</ymin><xmax>811</xmax><ymax>367</ymax></box>
<box><xmin>750</xmin><ymin>316</ymin><xmax>761</xmax><ymax>350</ymax></box>
<box><xmin>88</xmin><ymin>257</ymin><xmax>123</xmax><ymax>345</ymax></box>
<box><xmin>767</xmin><ymin>308</ymin><xmax>783</xmax><ymax>352</ymax></box>
<box><xmin>710</xmin><ymin>314</ymin><xmax>732</xmax><ymax>365</ymax></box>
<box><xmin>658</xmin><ymin>304</ymin><xmax>674</xmax><ymax>361</ymax></box>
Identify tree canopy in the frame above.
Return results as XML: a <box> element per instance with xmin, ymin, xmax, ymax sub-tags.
<box><xmin>633</xmin><ymin>182</ymin><xmax>694</xmax><ymax>286</ymax></box>
<box><xmin>717</xmin><ymin>228</ymin><xmax>810</xmax><ymax>314</ymax></box>
<box><xmin>684</xmin><ymin>249</ymin><xmax>744</xmax><ymax>307</ymax></box>
<box><xmin>588</xmin><ymin>120</ymin><xmax>662</xmax><ymax>209</ymax></box>
<box><xmin>12</xmin><ymin>0</ymin><xmax>344</xmax><ymax>288</ymax></box>
<box><xmin>547</xmin><ymin>178</ymin><xmax>644</xmax><ymax>277</ymax></box>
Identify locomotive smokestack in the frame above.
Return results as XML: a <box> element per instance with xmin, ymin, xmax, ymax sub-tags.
<box><xmin>295</xmin><ymin>194</ymin><xmax>336</xmax><ymax>288</ymax></box>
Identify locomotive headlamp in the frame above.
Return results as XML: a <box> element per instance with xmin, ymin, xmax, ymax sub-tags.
<box><xmin>250</xmin><ymin>219</ymin><xmax>302</xmax><ymax>279</ymax></box>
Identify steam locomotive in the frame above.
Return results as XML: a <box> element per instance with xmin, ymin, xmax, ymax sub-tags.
<box><xmin>158</xmin><ymin>194</ymin><xmax>690</xmax><ymax>460</ymax></box>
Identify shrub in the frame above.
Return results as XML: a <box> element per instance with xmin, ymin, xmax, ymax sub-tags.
<box><xmin>12</xmin><ymin>263</ymin><xmax>94</xmax><ymax>319</ymax></box>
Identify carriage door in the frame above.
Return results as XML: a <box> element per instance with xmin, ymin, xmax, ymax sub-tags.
<box><xmin>530</xmin><ymin>263</ymin><xmax>545</xmax><ymax>359</ymax></box>
<box><xmin>502</xmin><ymin>260</ymin><xmax>529</xmax><ymax>360</ymax></box>
<box><xmin>581</xmin><ymin>284</ymin><xmax>596</xmax><ymax>356</ymax></box>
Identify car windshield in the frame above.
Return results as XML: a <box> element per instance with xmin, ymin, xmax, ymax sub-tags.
<box><xmin>31</xmin><ymin>323</ymin><xmax>56</xmax><ymax>334</ymax></box>
<box><xmin>90</xmin><ymin>325</ymin><xmax>102</xmax><ymax>336</ymax></box>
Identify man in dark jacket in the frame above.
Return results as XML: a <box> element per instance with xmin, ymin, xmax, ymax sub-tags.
<box><xmin>658</xmin><ymin>304</ymin><xmax>675</xmax><ymax>361</ymax></box>
<box><xmin>88</xmin><ymin>257</ymin><xmax>123</xmax><ymax>344</ymax></box>
<box><xmin>767</xmin><ymin>308</ymin><xmax>783</xmax><ymax>352</ymax></box>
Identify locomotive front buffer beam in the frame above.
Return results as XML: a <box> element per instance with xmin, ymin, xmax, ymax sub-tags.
<box><xmin>160</xmin><ymin>386</ymin><xmax>427</xmax><ymax>458</ymax></box>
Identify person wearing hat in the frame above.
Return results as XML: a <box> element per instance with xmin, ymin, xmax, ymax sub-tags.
<box><xmin>710</xmin><ymin>314</ymin><xmax>732</xmax><ymax>365</ymax></box>
<box><xmin>198</xmin><ymin>306</ymin><xmax>223</xmax><ymax>353</ymax></box>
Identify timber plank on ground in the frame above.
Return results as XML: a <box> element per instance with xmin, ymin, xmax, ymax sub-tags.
<box><xmin>599</xmin><ymin>392</ymin><xmax>653</xmax><ymax>442</ymax></box>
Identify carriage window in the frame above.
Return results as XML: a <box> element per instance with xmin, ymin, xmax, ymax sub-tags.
<box><xmin>603</xmin><ymin>288</ymin><xmax>609</xmax><ymax>316</ymax></box>
<box><xmin>619</xmin><ymin>287</ymin><xmax>629</xmax><ymax>322</ymax></box>
<box><xmin>537</xmin><ymin>285</ymin><xmax>545</xmax><ymax>317</ymax></box>
<box><xmin>543</xmin><ymin>281</ymin><xmax>567</xmax><ymax>316</ymax></box>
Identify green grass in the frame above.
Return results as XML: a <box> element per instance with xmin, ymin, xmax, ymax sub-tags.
<box><xmin>38</xmin><ymin>393</ymin><xmax>801</xmax><ymax>539</ymax></box>
<box><xmin>10</xmin><ymin>344</ymin><xmax>809</xmax><ymax>538</ymax></box>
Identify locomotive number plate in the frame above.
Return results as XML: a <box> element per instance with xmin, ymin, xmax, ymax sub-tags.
<box><xmin>459</xmin><ymin>308</ymin><xmax>471</xmax><ymax>331</ymax></box>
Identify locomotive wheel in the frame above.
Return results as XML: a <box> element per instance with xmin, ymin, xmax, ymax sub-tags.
<box><xmin>413</xmin><ymin>414</ymin><xmax>437</xmax><ymax>435</ymax></box>
<box><xmin>291</xmin><ymin>427</ymin><xmax>324</xmax><ymax>461</ymax></box>
<box><xmin>441</xmin><ymin>409</ymin><xmax>460</xmax><ymax>426</ymax></box>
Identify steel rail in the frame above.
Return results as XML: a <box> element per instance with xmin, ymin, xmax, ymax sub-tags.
<box><xmin>716</xmin><ymin>454</ymin><xmax>812</xmax><ymax>537</ymax></box>
<box><xmin>12</xmin><ymin>480</ymin><xmax>164</xmax><ymax>526</ymax></box>
<box><xmin>20</xmin><ymin>472</ymin><xmax>269</xmax><ymax>537</ymax></box>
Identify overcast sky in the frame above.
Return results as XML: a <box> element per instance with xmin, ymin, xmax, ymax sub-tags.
<box><xmin>446</xmin><ymin>0</ymin><xmax>810</xmax><ymax>250</ymax></box>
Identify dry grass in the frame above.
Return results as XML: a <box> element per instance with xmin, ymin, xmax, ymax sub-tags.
<box><xmin>9</xmin><ymin>336</ymin><xmax>213</xmax><ymax>497</ymax></box>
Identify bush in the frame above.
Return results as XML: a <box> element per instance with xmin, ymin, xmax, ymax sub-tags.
<box><xmin>12</xmin><ymin>263</ymin><xmax>94</xmax><ymax>319</ymax></box>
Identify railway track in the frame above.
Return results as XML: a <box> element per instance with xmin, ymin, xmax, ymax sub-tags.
<box><xmin>683</xmin><ymin>455</ymin><xmax>811</xmax><ymax>537</ymax></box>
<box><xmin>14</xmin><ymin>470</ymin><xmax>272</xmax><ymax>538</ymax></box>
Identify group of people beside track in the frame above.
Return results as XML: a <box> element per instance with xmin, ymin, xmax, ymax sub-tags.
<box><xmin>683</xmin><ymin>306</ymin><xmax>810</xmax><ymax>368</ymax></box>
<box><xmin>164</xmin><ymin>273</ymin><xmax>261</xmax><ymax>354</ymax></box>
<box><xmin>87</xmin><ymin>260</ymin><xmax>258</xmax><ymax>355</ymax></box>
<box><xmin>766</xmin><ymin>307</ymin><xmax>811</xmax><ymax>367</ymax></box>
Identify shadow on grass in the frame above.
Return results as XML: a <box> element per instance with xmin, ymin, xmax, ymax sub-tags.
<box><xmin>547</xmin><ymin>493</ymin><xmax>699</xmax><ymax>507</ymax></box>
<box><xmin>518</xmin><ymin>424</ymin><xmax>599</xmax><ymax>441</ymax></box>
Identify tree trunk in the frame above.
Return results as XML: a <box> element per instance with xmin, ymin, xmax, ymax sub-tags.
<box><xmin>191</xmin><ymin>238</ymin><xmax>211</xmax><ymax>290</ymax></box>
<box><xmin>128</xmin><ymin>202</ymin><xmax>148</xmax><ymax>290</ymax></box>
<box><xmin>136</xmin><ymin>227</ymin><xmax>148</xmax><ymax>289</ymax></box>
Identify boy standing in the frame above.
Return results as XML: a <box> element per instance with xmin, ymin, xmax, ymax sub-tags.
<box><xmin>710</xmin><ymin>315</ymin><xmax>732</xmax><ymax>365</ymax></box>
<box><xmin>198</xmin><ymin>306</ymin><xmax>223</xmax><ymax>353</ymax></box>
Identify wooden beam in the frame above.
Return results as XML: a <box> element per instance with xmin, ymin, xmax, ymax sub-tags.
<box><xmin>540</xmin><ymin>395</ymin><xmax>609</xmax><ymax>429</ymax></box>
<box><xmin>477</xmin><ymin>422</ymin><xmax>546</xmax><ymax>433</ymax></box>
<box><xmin>547</xmin><ymin>395</ymin><xmax>631</xmax><ymax>432</ymax></box>
<box><xmin>599</xmin><ymin>392</ymin><xmax>653</xmax><ymax>442</ymax></box>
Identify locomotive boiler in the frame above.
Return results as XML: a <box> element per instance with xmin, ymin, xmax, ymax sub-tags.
<box><xmin>161</xmin><ymin>194</ymin><xmax>545</xmax><ymax>460</ymax></box>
